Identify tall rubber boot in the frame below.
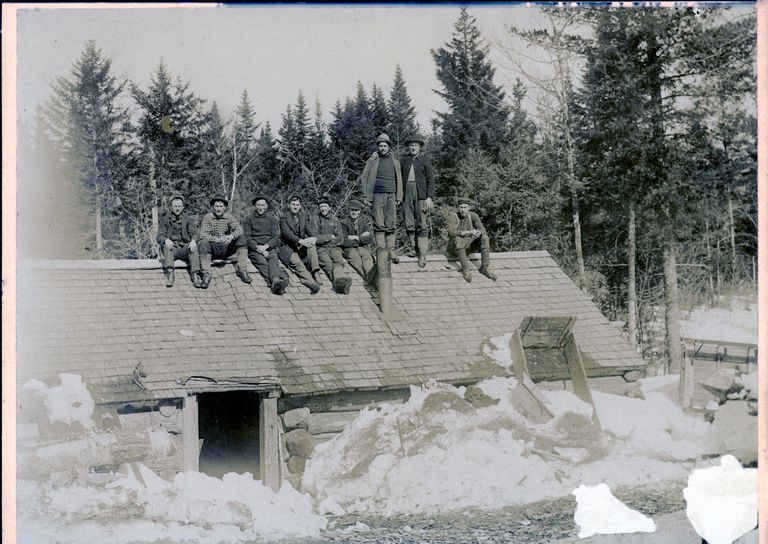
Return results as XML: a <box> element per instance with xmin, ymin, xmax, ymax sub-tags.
<box><xmin>386</xmin><ymin>233</ymin><xmax>399</xmax><ymax>264</ymax></box>
<box><xmin>200</xmin><ymin>253</ymin><xmax>213</xmax><ymax>289</ymax></box>
<box><xmin>375</xmin><ymin>231</ymin><xmax>386</xmax><ymax>251</ymax></box>
<box><xmin>457</xmin><ymin>248</ymin><xmax>471</xmax><ymax>282</ymax></box>
<box><xmin>417</xmin><ymin>236</ymin><xmax>429</xmax><ymax>268</ymax></box>
<box><xmin>406</xmin><ymin>232</ymin><xmax>417</xmax><ymax>258</ymax></box>
<box><xmin>478</xmin><ymin>249</ymin><xmax>497</xmax><ymax>281</ymax></box>
<box><xmin>235</xmin><ymin>247</ymin><xmax>252</xmax><ymax>284</ymax></box>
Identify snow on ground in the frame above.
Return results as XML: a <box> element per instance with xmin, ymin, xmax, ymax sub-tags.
<box><xmin>23</xmin><ymin>373</ymin><xmax>95</xmax><ymax>429</ymax></box>
<box><xmin>572</xmin><ymin>483</ymin><xmax>656</xmax><ymax>538</ymax></box>
<box><xmin>680</xmin><ymin>297</ymin><xmax>757</xmax><ymax>345</ymax></box>
<box><xmin>303</xmin><ymin>378</ymin><xmax>712</xmax><ymax>516</ymax></box>
<box><xmin>19</xmin><ymin>466</ymin><xmax>327</xmax><ymax>543</ymax></box>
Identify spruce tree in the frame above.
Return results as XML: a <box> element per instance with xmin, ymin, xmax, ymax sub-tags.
<box><xmin>387</xmin><ymin>64</ymin><xmax>420</xmax><ymax>155</ymax></box>
<box><xmin>370</xmin><ymin>84</ymin><xmax>389</xmax><ymax>138</ymax></box>
<box><xmin>432</xmin><ymin>8</ymin><xmax>510</xmax><ymax>192</ymax></box>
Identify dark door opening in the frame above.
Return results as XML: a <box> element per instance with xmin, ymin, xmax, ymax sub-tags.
<box><xmin>197</xmin><ymin>391</ymin><xmax>260</xmax><ymax>478</ymax></box>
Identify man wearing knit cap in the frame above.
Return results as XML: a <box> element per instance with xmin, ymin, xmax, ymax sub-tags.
<box><xmin>361</xmin><ymin>133</ymin><xmax>403</xmax><ymax>264</ymax></box>
<box><xmin>314</xmin><ymin>196</ymin><xmax>353</xmax><ymax>294</ymax></box>
<box><xmin>156</xmin><ymin>193</ymin><xmax>202</xmax><ymax>288</ymax></box>
<box><xmin>198</xmin><ymin>194</ymin><xmax>252</xmax><ymax>289</ymax></box>
<box><xmin>278</xmin><ymin>195</ymin><xmax>321</xmax><ymax>294</ymax></box>
<box><xmin>242</xmin><ymin>194</ymin><xmax>291</xmax><ymax>295</ymax></box>
<box><xmin>446</xmin><ymin>197</ymin><xmax>497</xmax><ymax>283</ymax></box>
<box><xmin>340</xmin><ymin>199</ymin><xmax>377</xmax><ymax>285</ymax></box>
<box><xmin>399</xmin><ymin>135</ymin><xmax>435</xmax><ymax>268</ymax></box>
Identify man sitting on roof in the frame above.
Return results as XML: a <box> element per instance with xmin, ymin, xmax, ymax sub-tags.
<box><xmin>446</xmin><ymin>197</ymin><xmax>497</xmax><ymax>283</ymax></box>
<box><xmin>278</xmin><ymin>195</ymin><xmax>321</xmax><ymax>294</ymax></box>
<box><xmin>156</xmin><ymin>193</ymin><xmax>202</xmax><ymax>288</ymax></box>
<box><xmin>242</xmin><ymin>194</ymin><xmax>291</xmax><ymax>296</ymax></box>
<box><xmin>315</xmin><ymin>196</ymin><xmax>353</xmax><ymax>294</ymax></box>
<box><xmin>340</xmin><ymin>199</ymin><xmax>377</xmax><ymax>285</ymax></box>
<box><xmin>198</xmin><ymin>194</ymin><xmax>252</xmax><ymax>289</ymax></box>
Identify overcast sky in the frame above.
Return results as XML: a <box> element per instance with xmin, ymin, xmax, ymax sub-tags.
<box><xmin>15</xmin><ymin>4</ymin><xmax>557</xmax><ymax>133</ymax></box>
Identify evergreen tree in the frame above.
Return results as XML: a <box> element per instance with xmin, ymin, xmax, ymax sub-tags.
<box><xmin>432</xmin><ymin>8</ymin><xmax>510</xmax><ymax>192</ymax></box>
<box><xmin>46</xmin><ymin>40</ymin><xmax>133</xmax><ymax>255</ymax></box>
<box><xmin>370</xmin><ymin>84</ymin><xmax>389</xmax><ymax>138</ymax></box>
<box><xmin>252</xmin><ymin>122</ymin><xmax>281</xmax><ymax>196</ymax></box>
<box><xmin>387</xmin><ymin>64</ymin><xmax>420</xmax><ymax>155</ymax></box>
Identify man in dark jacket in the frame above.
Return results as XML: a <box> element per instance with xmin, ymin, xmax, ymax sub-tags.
<box><xmin>278</xmin><ymin>195</ymin><xmax>321</xmax><ymax>294</ymax></box>
<box><xmin>399</xmin><ymin>136</ymin><xmax>435</xmax><ymax>268</ymax></box>
<box><xmin>360</xmin><ymin>133</ymin><xmax>403</xmax><ymax>264</ymax></box>
<box><xmin>340</xmin><ymin>199</ymin><xmax>377</xmax><ymax>285</ymax></box>
<box><xmin>198</xmin><ymin>194</ymin><xmax>252</xmax><ymax>289</ymax></box>
<box><xmin>157</xmin><ymin>194</ymin><xmax>202</xmax><ymax>288</ymax></box>
<box><xmin>315</xmin><ymin>196</ymin><xmax>352</xmax><ymax>294</ymax></box>
<box><xmin>446</xmin><ymin>198</ymin><xmax>497</xmax><ymax>283</ymax></box>
<box><xmin>242</xmin><ymin>194</ymin><xmax>291</xmax><ymax>295</ymax></box>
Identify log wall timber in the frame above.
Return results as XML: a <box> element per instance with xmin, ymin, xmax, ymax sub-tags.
<box><xmin>182</xmin><ymin>395</ymin><xmax>199</xmax><ymax>472</ymax></box>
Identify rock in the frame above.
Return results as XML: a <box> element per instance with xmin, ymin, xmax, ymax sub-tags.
<box><xmin>464</xmin><ymin>385</ymin><xmax>500</xmax><ymax>408</ymax></box>
<box><xmin>702</xmin><ymin>369</ymin><xmax>742</xmax><ymax>402</ymax></box>
<box><xmin>282</xmin><ymin>408</ymin><xmax>310</xmax><ymax>430</ymax></box>
<box><xmin>625</xmin><ymin>382</ymin><xmax>645</xmax><ymax>400</ymax></box>
<box><xmin>284</xmin><ymin>472</ymin><xmax>302</xmax><ymax>492</ymax></box>
<box><xmin>287</xmin><ymin>454</ymin><xmax>307</xmax><ymax>474</ymax></box>
<box><xmin>284</xmin><ymin>429</ymin><xmax>315</xmax><ymax>458</ymax></box>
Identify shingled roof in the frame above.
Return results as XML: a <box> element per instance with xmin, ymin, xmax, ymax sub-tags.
<box><xmin>17</xmin><ymin>251</ymin><xmax>644</xmax><ymax>403</ymax></box>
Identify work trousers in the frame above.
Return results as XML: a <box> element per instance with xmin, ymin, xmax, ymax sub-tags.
<box><xmin>248</xmin><ymin>250</ymin><xmax>289</xmax><ymax>286</ymax></box>
<box><xmin>343</xmin><ymin>246</ymin><xmax>376</xmax><ymax>283</ymax></box>
<box><xmin>372</xmin><ymin>192</ymin><xmax>397</xmax><ymax>234</ymax></box>
<box><xmin>317</xmin><ymin>247</ymin><xmax>348</xmax><ymax>282</ymax></box>
<box><xmin>163</xmin><ymin>242</ymin><xmax>201</xmax><ymax>272</ymax></box>
<box><xmin>198</xmin><ymin>236</ymin><xmax>248</xmax><ymax>272</ymax></box>
<box><xmin>403</xmin><ymin>181</ymin><xmax>428</xmax><ymax>237</ymax></box>
<box><xmin>279</xmin><ymin>246</ymin><xmax>320</xmax><ymax>287</ymax></box>
<box><xmin>450</xmin><ymin>234</ymin><xmax>491</xmax><ymax>271</ymax></box>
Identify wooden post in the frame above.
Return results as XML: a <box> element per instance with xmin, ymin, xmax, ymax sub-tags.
<box><xmin>678</xmin><ymin>341</ymin><xmax>695</xmax><ymax>409</ymax></box>
<box><xmin>182</xmin><ymin>394</ymin><xmax>199</xmax><ymax>472</ymax></box>
<box><xmin>508</xmin><ymin>330</ymin><xmax>530</xmax><ymax>380</ymax></box>
<box><xmin>259</xmin><ymin>393</ymin><xmax>281</xmax><ymax>492</ymax></box>
<box><xmin>562</xmin><ymin>333</ymin><xmax>601</xmax><ymax>428</ymax></box>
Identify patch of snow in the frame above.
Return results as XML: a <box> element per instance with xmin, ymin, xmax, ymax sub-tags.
<box><xmin>340</xmin><ymin>521</ymin><xmax>371</xmax><ymax>534</ymax></box>
<box><xmin>37</xmin><ymin>374</ymin><xmax>96</xmax><ymax>429</ymax></box>
<box><xmin>572</xmin><ymin>483</ymin><xmax>655</xmax><ymax>538</ymax></box>
<box><xmin>303</xmin><ymin>378</ymin><xmax>711</xmax><ymax>516</ymax></box>
<box><xmin>638</xmin><ymin>374</ymin><xmax>679</xmax><ymax>393</ymax></box>
<box><xmin>684</xmin><ymin>455</ymin><xmax>757</xmax><ymax>544</ymax></box>
<box><xmin>482</xmin><ymin>333</ymin><xmax>514</xmax><ymax>368</ymax></box>
<box><xmin>681</xmin><ymin>303</ymin><xmax>756</xmax><ymax>345</ymax></box>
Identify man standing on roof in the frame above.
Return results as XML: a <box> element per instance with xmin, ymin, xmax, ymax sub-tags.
<box><xmin>399</xmin><ymin>135</ymin><xmax>435</xmax><ymax>268</ymax></box>
<box><xmin>314</xmin><ymin>196</ymin><xmax>353</xmax><ymax>294</ymax></box>
<box><xmin>361</xmin><ymin>133</ymin><xmax>403</xmax><ymax>264</ymax></box>
<box><xmin>242</xmin><ymin>194</ymin><xmax>291</xmax><ymax>295</ymax></box>
<box><xmin>157</xmin><ymin>193</ymin><xmax>202</xmax><ymax>288</ymax></box>
<box><xmin>340</xmin><ymin>199</ymin><xmax>377</xmax><ymax>285</ymax></box>
<box><xmin>278</xmin><ymin>195</ymin><xmax>321</xmax><ymax>294</ymax></box>
<box><xmin>198</xmin><ymin>194</ymin><xmax>252</xmax><ymax>289</ymax></box>
<box><xmin>446</xmin><ymin>197</ymin><xmax>497</xmax><ymax>283</ymax></box>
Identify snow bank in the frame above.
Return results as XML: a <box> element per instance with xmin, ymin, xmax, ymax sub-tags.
<box><xmin>24</xmin><ymin>373</ymin><xmax>95</xmax><ymax>429</ymax></box>
<box><xmin>573</xmin><ymin>483</ymin><xmax>655</xmax><ymax>538</ymax></box>
<box><xmin>684</xmin><ymin>455</ymin><xmax>757</xmax><ymax>544</ymax></box>
<box><xmin>303</xmin><ymin>378</ymin><xmax>709</xmax><ymax>515</ymax></box>
<box><xmin>20</xmin><ymin>465</ymin><xmax>327</xmax><ymax>543</ymax></box>
<box><xmin>681</xmin><ymin>300</ymin><xmax>756</xmax><ymax>345</ymax></box>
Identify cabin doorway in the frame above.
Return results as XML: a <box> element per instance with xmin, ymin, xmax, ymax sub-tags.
<box><xmin>197</xmin><ymin>391</ymin><xmax>260</xmax><ymax>478</ymax></box>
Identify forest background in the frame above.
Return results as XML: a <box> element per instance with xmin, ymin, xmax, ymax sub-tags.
<box><xmin>15</xmin><ymin>4</ymin><xmax>757</xmax><ymax>373</ymax></box>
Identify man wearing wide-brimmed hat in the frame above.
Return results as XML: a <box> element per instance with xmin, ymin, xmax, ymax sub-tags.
<box><xmin>156</xmin><ymin>193</ymin><xmax>202</xmax><ymax>288</ymax></box>
<box><xmin>360</xmin><ymin>133</ymin><xmax>403</xmax><ymax>264</ymax></box>
<box><xmin>242</xmin><ymin>194</ymin><xmax>291</xmax><ymax>295</ymax></box>
<box><xmin>399</xmin><ymin>135</ymin><xmax>435</xmax><ymax>268</ymax></box>
<box><xmin>197</xmin><ymin>194</ymin><xmax>252</xmax><ymax>289</ymax></box>
<box><xmin>446</xmin><ymin>197</ymin><xmax>497</xmax><ymax>283</ymax></box>
<box><xmin>340</xmin><ymin>199</ymin><xmax>377</xmax><ymax>285</ymax></box>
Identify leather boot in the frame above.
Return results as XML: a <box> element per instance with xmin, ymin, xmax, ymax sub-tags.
<box><xmin>270</xmin><ymin>276</ymin><xmax>287</xmax><ymax>295</ymax></box>
<box><xmin>386</xmin><ymin>233</ymin><xmax>399</xmax><ymax>264</ymax></box>
<box><xmin>191</xmin><ymin>270</ymin><xmax>202</xmax><ymax>288</ymax></box>
<box><xmin>164</xmin><ymin>267</ymin><xmax>175</xmax><ymax>288</ymax></box>
<box><xmin>200</xmin><ymin>271</ymin><xmax>212</xmax><ymax>289</ymax></box>
<box><xmin>406</xmin><ymin>233</ymin><xmax>417</xmax><ymax>258</ymax></box>
<box><xmin>235</xmin><ymin>248</ymin><xmax>252</xmax><ymax>283</ymax></box>
<box><xmin>417</xmin><ymin>236</ymin><xmax>429</xmax><ymax>268</ymax></box>
<box><xmin>479</xmin><ymin>249</ymin><xmax>497</xmax><ymax>281</ymax></box>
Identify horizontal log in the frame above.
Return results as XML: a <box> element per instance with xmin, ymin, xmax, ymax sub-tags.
<box><xmin>18</xmin><ymin>429</ymin><xmax>175</xmax><ymax>477</ymax></box>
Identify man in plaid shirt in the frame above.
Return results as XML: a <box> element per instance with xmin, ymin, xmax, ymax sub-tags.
<box><xmin>198</xmin><ymin>194</ymin><xmax>252</xmax><ymax>289</ymax></box>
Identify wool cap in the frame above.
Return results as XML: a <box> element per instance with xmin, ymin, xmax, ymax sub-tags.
<box><xmin>210</xmin><ymin>194</ymin><xmax>229</xmax><ymax>206</ymax></box>
<box><xmin>347</xmin><ymin>199</ymin><xmax>363</xmax><ymax>210</ymax></box>
<box><xmin>251</xmin><ymin>194</ymin><xmax>270</xmax><ymax>206</ymax></box>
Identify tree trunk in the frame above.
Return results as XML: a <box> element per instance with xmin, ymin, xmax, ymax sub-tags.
<box><xmin>727</xmin><ymin>192</ymin><xmax>737</xmax><ymax>281</ymax></box>
<box><xmin>563</xmin><ymin>95</ymin><xmax>587</xmax><ymax>291</ymax></box>
<box><xmin>705</xmin><ymin>218</ymin><xmax>715</xmax><ymax>299</ymax></box>
<box><xmin>95</xmin><ymin>194</ymin><xmax>103</xmax><ymax>253</ymax></box>
<box><xmin>627</xmin><ymin>204</ymin><xmax>638</xmax><ymax>347</ymax></box>
<box><xmin>663</xmin><ymin>242</ymin><xmax>683</xmax><ymax>374</ymax></box>
<box><xmin>149</xmin><ymin>147</ymin><xmax>159</xmax><ymax>255</ymax></box>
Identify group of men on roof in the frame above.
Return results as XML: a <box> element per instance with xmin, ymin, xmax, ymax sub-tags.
<box><xmin>157</xmin><ymin>134</ymin><xmax>498</xmax><ymax>294</ymax></box>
